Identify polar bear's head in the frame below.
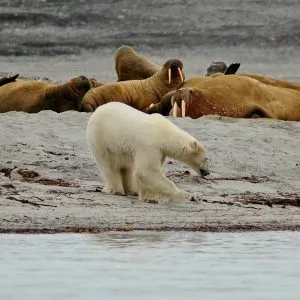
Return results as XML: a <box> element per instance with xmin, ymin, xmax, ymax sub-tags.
<box><xmin>185</xmin><ymin>140</ymin><xmax>209</xmax><ymax>177</ymax></box>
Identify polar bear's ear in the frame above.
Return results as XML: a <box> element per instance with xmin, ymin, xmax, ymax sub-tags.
<box><xmin>189</xmin><ymin>140</ymin><xmax>198</xmax><ymax>150</ymax></box>
<box><xmin>189</xmin><ymin>140</ymin><xmax>202</xmax><ymax>153</ymax></box>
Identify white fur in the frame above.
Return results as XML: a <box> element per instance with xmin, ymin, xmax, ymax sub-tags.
<box><xmin>86</xmin><ymin>102</ymin><xmax>208</xmax><ymax>204</ymax></box>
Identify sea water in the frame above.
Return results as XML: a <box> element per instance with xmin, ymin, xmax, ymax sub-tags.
<box><xmin>0</xmin><ymin>231</ymin><xmax>299</xmax><ymax>300</ymax></box>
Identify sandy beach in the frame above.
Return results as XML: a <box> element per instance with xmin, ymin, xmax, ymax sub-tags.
<box><xmin>1</xmin><ymin>111</ymin><xmax>299</xmax><ymax>232</ymax></box>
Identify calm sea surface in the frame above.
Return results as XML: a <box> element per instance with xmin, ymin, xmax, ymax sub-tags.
<box><xmin>0</xmin><ymin>231</ymin><xmax>299</xmax><ymax>300</ymax></box>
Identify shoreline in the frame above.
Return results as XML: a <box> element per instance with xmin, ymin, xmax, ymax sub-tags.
<box><xmin>1</xmin><ymin>226</ymin><xmax>300</xmax><ymax>235</ymax></box>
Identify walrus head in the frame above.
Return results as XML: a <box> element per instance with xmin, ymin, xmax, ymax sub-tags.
<box><xmin>115</xmin><ymin>45</ymin><xmax>160</xmax><ymax>81</ymax></box>
<box><xmin>46</xmin><ymin>75</ymin><xmax>92</xmax><ymax>112</ymax></box>
<box><xmin>206</xmin><ymin>62</ymin><xmax>227</xmax><ymax>76</ymax></box>
<box><xmin>171</xmin><ymin>88</ymin><xmax>195</xmax><ymax>117</ymax></box>
<box><xmin>115</xmin><ymin>45</ymin><xmax>136</xmax><ymax>59</ymax></box>
<box><xmin>67</xmin><ymin>75</ymin><xmax>91</xmax><ymax>96</ymax></box>
<box><xmin>163</xmin><ymin>59</ymin><xmax>185</xmax><ymax>85</ymax></box>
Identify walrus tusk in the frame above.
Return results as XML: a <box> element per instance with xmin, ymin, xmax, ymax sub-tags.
<box><xmin>178</xmin><ymin>68</ymin><xmax>184</xmax><ymax>83</ymax></box>
<box><xmin>150</xmin><ymin>103</ymin><xmax>154</xmax><ymax>108</ymax></box>
<box><xmin>173</xmin><ymin>102</ymin><xmax>178</xmax><ymax>117</ymax></box>
<box><xmin>181</xmin><ymin>100</ymin><xmax>186</xmax><ymax>117</ymax></box>
<box><xmin>170</xmin><ymin>95</ymin><xmax>175</xmax><ymax>107</ymax></box>
<box><xmin>168</xmin><ymin>68</ymin><xmax>172</xmax><ymax>84</ymax></box>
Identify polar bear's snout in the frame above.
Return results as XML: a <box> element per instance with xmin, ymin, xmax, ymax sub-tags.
<box><xmin>200</xmin><ymin>167</ymin><xmax>209</xmax><ymax>177</ymax></box>
<box><xmin>199</xmin><ymin>158</ymin><xmax>209</xmax><ymax>177</ymax></box>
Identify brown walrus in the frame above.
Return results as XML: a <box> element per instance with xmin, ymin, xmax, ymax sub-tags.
<box><xmin>147</xmin><ymin>73</ymin><xmax>300</xmax><ymax>117</ymax></box>
<box><xmin>146</xmin><ymin>66</ymin><xmax>243</xmax><ymax>115</ymax></box>
<box><xmin>170</xmin><ymin>75</ymin><xmax>300</xmax><ymax>121</ymax></box>
<box><xmin>81</xmin><ymin>59</ymin><xmax>185</xmax><ymax>112</ymax></box>
<box><xmin>114</xmin><ymin>45</ymin><xmax>160</xmax><ymax>81</ymax></box>
<box><xmin>0</xmin><ymin>74</ymin><xmax>19</xmax><ymax>87</ymax></box>
<box><xmin>0</xmin><ymin>75</ymin><xmax>92</xmax><ymax>113</ymax></box>
<box><xmin>146</xmin><ymin>75</ymin><xmax>213</xmax><ymax>115</ymax></box>
<box><xmin>146</xmin><ymin>74</ymin><xmax>212</xmax><ymax>115</ymax></box>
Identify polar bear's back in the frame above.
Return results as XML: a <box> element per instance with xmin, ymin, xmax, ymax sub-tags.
<box><xmin>86</xmin><ymin>102</ymin><xmax>179</xmax><ymax>156</ymax></box>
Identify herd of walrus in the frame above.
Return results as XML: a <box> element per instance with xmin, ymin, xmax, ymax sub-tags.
<box><xmin>0</xmin><ymin>45</ymin><xmax>300</xmax><ymax>121</ymax></box>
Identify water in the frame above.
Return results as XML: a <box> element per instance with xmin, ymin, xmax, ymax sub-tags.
<box><xmin>1</xmin><ymin>231</ymin><xmax>300</xmax><ymax>300</ymax></box>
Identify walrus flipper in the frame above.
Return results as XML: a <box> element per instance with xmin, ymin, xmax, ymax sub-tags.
<box><xmin>0</xmin><ymin>74</ymin><xmax>19</xmax><ymax>87</ymax></box>
<box><xmin>224</xmin><ymin>63</ymin><xmax>240</xmax><ymax>75</ymax></box>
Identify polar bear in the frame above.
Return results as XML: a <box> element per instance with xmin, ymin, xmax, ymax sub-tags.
<box><xmin>86</xmin><ymin>102</ymin><xmax>209</xmax><ymax>204</ymax></box>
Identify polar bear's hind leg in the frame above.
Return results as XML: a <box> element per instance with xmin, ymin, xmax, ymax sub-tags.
<box><xmin>102</xmin><ymin>162</ymin><xmax>125</xmax><ymax>195</ymax></box>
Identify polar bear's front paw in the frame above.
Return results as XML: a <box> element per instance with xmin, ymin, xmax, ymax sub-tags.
<box><xmin>103</xmin><ymin>186</ymin><xmax>125</xmax><ymax>196</ymax></box>
<box><xmin>169</xmin><ymin>190</ymin><xmax>190</xmax><ymax>204</ymax></box>
<box><xmin>112</xmin><ymin>190</ymin><xmax>126</xmax><ymax>196</ymax></box>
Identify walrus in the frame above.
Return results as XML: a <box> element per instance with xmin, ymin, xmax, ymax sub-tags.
<box><xmin>147</xmin><ymin>72</ymin><xmax>300</xmax><ymax>117</ymax></box>
<box><xmin>146</xmin><ymin>75</ymin><xmax>212</xmax><ymax>115</ymax></box>
<box><xmin>81</xmin><ymin>59</ymin><xmax>185</xmax><ymax>112</ymax></box>
<box><xmin>146</xmin><ymin>74</ymin><xmax>213</xmax><ymax>115</ymax></box>
<box><xmin>0</xmin><ymin>74</ymin><xmax>19</xmax><ymax>87</ymax></box>
<box><xmin>170</xmin><ymin>75</ymin><xmax>300</xmax><ymax>121</ymax></box>
<box><xmin>115</xmin><ymin>45</ymin><xmax>160</xmax><ymax>81</ymax></box>
<box><xmin>147</xmin><ymin>64</ymin><xmax>242</xmax><ymax>115</ymax></box>
<box><xmin>206</xmin><ymin>62</ymin><xmax>241</xmax><ymax>77</ymax></box>
<box><xmin>0</xmin><ymin>75</ymin><xmax>92</xmax><ymax>113</ymax></box>
<box><xmin>205</xmin><ymin>61</ymin><xmax>227</xmax><ymax>76</ymax></box>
